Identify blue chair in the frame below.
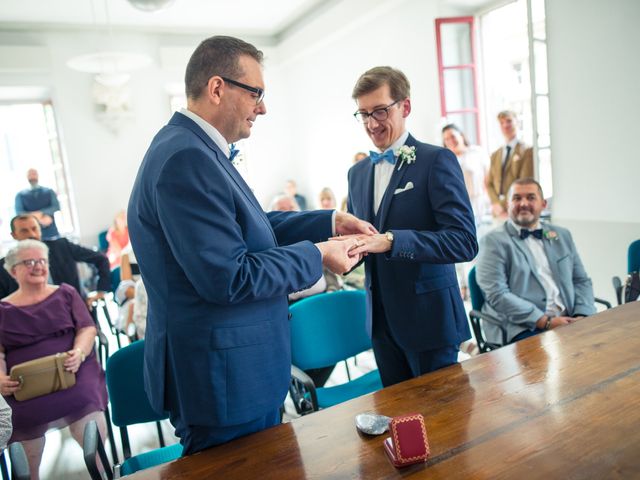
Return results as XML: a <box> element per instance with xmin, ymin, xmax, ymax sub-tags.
<box><xmin>83</xmin><ymin>341</ymin><xmax>182</xmax><ymax>479</ymax></box>
<box><xmin>612</xmin><ymin>239</ymin><xmax>640</xmax><ymax>304</ymax></box>
<box><xmin>98</xmin><ymin>229</ymin><xmax>109</xmax><ymax>253</ymax></box>
<box><xmin>288</xmin><ymin>290</ymin><xmax>382</xmax><ymax>414</ymax></box>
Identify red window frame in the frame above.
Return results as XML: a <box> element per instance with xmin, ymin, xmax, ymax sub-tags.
<box><xmin>435</xmin><ymin>16</ymin><xmax>481</xmax><ymax>145</ymax></box>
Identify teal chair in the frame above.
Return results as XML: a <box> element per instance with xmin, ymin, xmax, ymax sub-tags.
<box><xmin>98</xmin><ymin>229</ymin><xmax>109</xmax><ymax>252</ymax></box>
<box><xmin>83</xmin><ymin>341</ymin><xmax>182</xmax><ymax>479</ymax></box>
<box><xmin>614</xmin><ymin>240</ymin><xmax>640</xmax><ymax>304</ymax></box>
<box><xmin>288</xmin><ymin>290</ymin><xmax>382</xmax><ymax>414</ymax></box>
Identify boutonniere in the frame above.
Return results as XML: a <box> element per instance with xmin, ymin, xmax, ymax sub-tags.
<box><xmin>395</xmin><ymin>145</ymin><xmax>416</xmax><ymax>171</ymax></box>
<box><xmin>513</xmin><ymin>154</ymin><xmax>521</xmax><ymax>162</ymax></box>
<box><xmin>544</xmin><ymin>230</ymin><xmax>559</xmax><ymax>240</ymax></box>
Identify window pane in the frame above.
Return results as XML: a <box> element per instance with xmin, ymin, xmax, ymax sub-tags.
<box><xmin>445</xmin><ymin>112</ymin><xmax>478</xmax><ymax>145</ymax></box>
<box><xmin>531</xmin><ymin>0</ymin><xmax>546</xmax><ymax>40</ymax></box>
<box><xmin>443</xmin><ymin>68</ymin><xmax>476</xmax><ymax>111</ymax></box>
<box><xmin>440</xmin><ymin>22</ymin><xmax>472</xmax><ymax>66</ymax></box>
<box><xmin>538</xmin><ymin>147</ymin><xmax>552</xmax><ymax>198</ymax></box>
<box><xmin>536</xmin><ymin>95</ymin><xmax>550</xmax><ymax>148</ymax></box>
<box><xmin>534</xmin><ymin>40</ymin><xmax>549</xmax><ymax>94</ymax></box>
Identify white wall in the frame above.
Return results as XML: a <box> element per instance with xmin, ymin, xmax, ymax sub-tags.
<box><xmin>546</xmin><ymin>0</ymin><xmax>640</xmax><ymax>301</ymax></box>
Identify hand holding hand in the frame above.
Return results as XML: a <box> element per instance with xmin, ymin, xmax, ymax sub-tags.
<box><xmin>64</xmin><ymin>348</ymin><xmax>84</xmax><ymax>373</ymax></box>
<box><xmin>316</xmin><ymin>239</ymin><xmax>362</xmax><ymax>274</ymax></box>
<box><xmin>335</xmin><ymin>212</ymin><xmax>377</xmax><ymax>236</ymax></box>
<box><xmin>0</xmin><ymin>374</ymin><xmax>20</xmax><ymax>397</ymax></box>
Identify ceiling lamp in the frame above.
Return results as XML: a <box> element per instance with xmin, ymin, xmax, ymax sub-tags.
<box><xmin>127</xmin><ymin>0</ymin><xmax>175</xmax><ymax>12</ymax></box>
<box><xmin>67</xmin><ymin>52</ymin><xmax>152</xmax><ymax>87</ymax></box>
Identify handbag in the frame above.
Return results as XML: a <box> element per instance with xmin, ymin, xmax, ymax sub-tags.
<box><xmin>9</xmin><ymin>352</ymin><xmax>76</xmax><ymax>402</ymax></box>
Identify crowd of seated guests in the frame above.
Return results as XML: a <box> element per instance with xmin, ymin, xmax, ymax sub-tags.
<box><xmin>0</xmin><ymin>239</ymin><xmax>107</xmax><ymax>479</ymax></box>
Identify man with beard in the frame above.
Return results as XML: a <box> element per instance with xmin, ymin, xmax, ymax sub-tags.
<box><xmin>476</xmin><ymin>177</ymin><xmax>596</xmax><ymax>345</ymax></box>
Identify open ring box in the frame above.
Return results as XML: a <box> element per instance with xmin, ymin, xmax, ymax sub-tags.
<box><xmin>383</xmin><ymin>413</ymin><xmax>430</xmax><ymax>468</ymax></box>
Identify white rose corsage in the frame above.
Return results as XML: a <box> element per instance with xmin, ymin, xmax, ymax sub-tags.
<box><xmin>395</xmin><ymin>145</ymin><xmax>416</xmax><ymax>171</ymax></box>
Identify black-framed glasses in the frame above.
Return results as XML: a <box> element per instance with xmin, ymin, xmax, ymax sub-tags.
<box><xmin>221</xmin><ymin>77</ymin><xmax>265</xmax><ymax>105</ymax></box>
<box><xmin>16</xmin><ymin>258</ymin><xmax>48</xmax><ymax>269</ymax></box>
<box><xmin>353</xmin><ymin>100</ymin><xmax>400</xmax><ymax>123</ymax></box>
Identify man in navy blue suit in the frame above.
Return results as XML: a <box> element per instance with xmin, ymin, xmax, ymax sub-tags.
<box><xmin>128</xmin><ymin>36</ymin><xmax>374</xmax><ymax>455</ymax></box>
<box><xmin>345</xmin><ymin>67</ymin><xmax>478</xmax><ymax>387</ymax></box>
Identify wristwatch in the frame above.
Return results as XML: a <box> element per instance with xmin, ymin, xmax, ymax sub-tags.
<box><xmin>385</xmin><ymin>231</ymin><xmax>394</xmax><ymax>246</ymax></box>
<box><xmin>544</xmin><ymin>316</ymin><xmax>552</xmax><ymax>330</ymax></box>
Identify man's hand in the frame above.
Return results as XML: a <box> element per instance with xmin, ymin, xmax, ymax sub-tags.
<box><xmin>550</xmin><ymin>316</ymin><xmax>577</xmax><ymax>328</ymax></box>
<box><xmin>85</xmin><ymin>291</ymin><xmax>106</xmax><ymax>309</ymax></box>
<box><xmin>316</xmin><ymin>239</ymin><xmax>362</xmax><ymax>274</ymax></box>
<box><xmin>335</xmin><ymin>211</ymin><xmax>377</xmax><ymax>236</ymax></box>
<box><xmin>330</xmin><ymin>233</ymin><xmax>392</xmax><ymax>256</ymax></box>
<box><xmin>39</xmin><ymin>214</ymin><xmax>53</xmax><ymax>226</ymax></box>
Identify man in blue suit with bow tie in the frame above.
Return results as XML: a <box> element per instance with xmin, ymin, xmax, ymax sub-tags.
<box><xmin>128</xmin><ymin>36</ymin><xmax>374</xmax><ymax>455</ymax></box>
<box><xmin>345</xmin><ymin>66</ymin><xmax>478</xmax><ymax>387</ymax></box>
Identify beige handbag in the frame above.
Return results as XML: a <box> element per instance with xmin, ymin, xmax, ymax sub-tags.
<box><xmin>9</xmin><ymin>352</ymin><xmax>76</xmax><ymax>402</ymax></box>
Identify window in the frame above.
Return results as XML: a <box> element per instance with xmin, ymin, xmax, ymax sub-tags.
<box><xmin>435</xmin><ymin>16</ymin><xmax>481</xmax><ymax>145</ymax></box>
<box><xmin>0</xmin><ymin>101</ymin><xmax>75</xmax><ymax>246</ymax></box>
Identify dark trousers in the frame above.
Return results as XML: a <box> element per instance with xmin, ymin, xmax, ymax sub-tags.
<box><xmin>510</xmin><ymin>328</ymin><xmax>545</xmax><ymax>343</ymax></box>
<box><xmin>371</xmin><ymin>292</ymin><xmax>458</xmax><ymax>387</ymax></box>
<box><xmin>170</xmin><ymin>408</ymin><xmax>281</xmax><ymax>456</ymax></box>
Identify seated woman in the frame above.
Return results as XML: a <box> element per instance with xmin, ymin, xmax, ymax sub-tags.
<box><xmin>0</xmin><ymin>239</ymin><xmax>107</xmax><ymax>479</ymax></box>
<box><xmin>106</xmin><ymin>210</ymin><xmax>129</xmax><ymax>270</ymax></box>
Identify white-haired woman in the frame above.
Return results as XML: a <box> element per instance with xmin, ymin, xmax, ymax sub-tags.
<box><xmin>0</xmin><ymin>239</ymin><xmax>107</xmax><ymax>479</ymax></box>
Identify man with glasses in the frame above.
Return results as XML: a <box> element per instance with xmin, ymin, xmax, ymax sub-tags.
<box><xmin>0</xmin><ymin>214</ymin><xmax>110</xmax><ymax>306</ymax></box>
<box><xmin>128</xmin><ymin>36</ymin><xmax>375</xmax><ymax>455</ymax></box>
<box><xmin>343</xmin><ymin>66</ymin><xmax>478</xmax><ymax>387</ymax></box>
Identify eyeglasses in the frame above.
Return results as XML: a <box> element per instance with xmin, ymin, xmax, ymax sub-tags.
<box><xmin>353</xmin><ymin>100</ymin><xmax>400</xmax><ymax>123</ymax></box>
<box><xmin>16</xmin><ymin>258</ymin><xmax>48</xmax><ymax>269</ymax></box>
<box><xmin>221</xmin><ymin>77</ymin><xmax>265</xmax><ymax>105</ymax></box>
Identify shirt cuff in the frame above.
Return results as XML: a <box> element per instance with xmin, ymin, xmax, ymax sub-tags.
<box><xmin>331</xmin><ymin>210</ymin><xmax>336</xmax><ymax>237</ymax></box>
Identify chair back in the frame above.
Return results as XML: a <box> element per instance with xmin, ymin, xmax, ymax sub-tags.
<box><xmin>468</xmin><ymin>267</ymin><xmax>485</xmax><ymax>311</ymax></box>
<box><xmin>98</xmin><ymin>230</ymin><xmax>109</xmax><ymax>252</ymax></box>
<box><xmin>289</xmin><ymin>290</ymin><xmax>369</xmax><ymax>370</ymax></box>
<box><xmin>628</xmin><ymin>239</ymin><xmax>640</xmax><ymax>273</ymax></box>
<box><xmin>110</xmin><ymin>266</ymin><xmax>121</xmax><ymax>294</ymax></box>
<box><xmin>106</xmin><ymin>340</ymin><xmax>167</xmax><ymax>427</ymax></box>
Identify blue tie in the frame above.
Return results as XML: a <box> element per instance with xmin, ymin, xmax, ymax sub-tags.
<box><xmin>229</xmin><ymin>145</ymin><xmax>239</xmax><ymax>162</ymax></box>
<box><xmin>520</xmin><ymin>228</ymin><xmax>543</xmax><ymax>240</ymax></box>
<box><xmin>369</xmin><ymin>150</ymin><xmax>396</xmax><ymax>165</ymax></box>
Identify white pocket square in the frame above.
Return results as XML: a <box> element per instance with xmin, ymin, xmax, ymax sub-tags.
<box><xmin>394</xmin><ymin>181</ymin><xmax>414</xmax><ymax>195</ymax></box>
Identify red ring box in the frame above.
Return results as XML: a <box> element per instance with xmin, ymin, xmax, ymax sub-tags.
<box><xmin>383</xmin><ymin>413</ymin><xmax>430</xmax><ymax>468</ymax></box>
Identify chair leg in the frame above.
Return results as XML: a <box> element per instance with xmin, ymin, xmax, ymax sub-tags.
<box><xmin>155</xmin><ymin>421</ymin><xmax>166</xmax><ymax>448</ymax></box>
<box><xmin>104</xmin><ymin>406</ymin><xmax>118</xmax><ymax>465</ymax></box>
<box><xmin>344</xmin><ymin>360</ymin><xmax>351</xmax><ymax>381</ymax></box>
<box><xmin>0</xmin><ymin>451</ymin><xmax>9</xmax><ymax>480</ymax></box>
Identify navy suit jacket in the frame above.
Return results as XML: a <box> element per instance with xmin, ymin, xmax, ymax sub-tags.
<box><xmin>0</xmin><ymin>238</ymin><xmax>110</xmax><ymax>299</ymax></box>
<box><xmin>128</xmin><ymin>112</ymin><xmax>333</xmax><ymax>427</ymax></box>
<box><xmin>348</xmin><ymin>134</ymin><xmax>477</xmax><ymax>351</ymax></box>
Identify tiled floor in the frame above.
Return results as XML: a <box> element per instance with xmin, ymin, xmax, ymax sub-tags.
<box><xmin>28</xmin><ymin>297</ymin><xmax>476</xmax><ymax>479</ymax></box>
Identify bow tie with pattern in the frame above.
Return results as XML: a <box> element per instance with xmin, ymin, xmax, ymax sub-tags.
<box><xmin>520</xmin><ymin>228</ymin><xmax>543</xmax><ymax>240</ymax></box>
<box><xmin>229</xmin><ymin>145</ymin><xmax>239</xmax><ymax>162</ymax></box>
<box><xmin>369</xmin><ymin>150</ymin><xmax>396</xmax><ymax>165</ymax></box>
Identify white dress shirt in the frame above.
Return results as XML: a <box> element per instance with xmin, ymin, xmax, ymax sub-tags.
<box><xmin>512</xmin><ymin>220</ymin><xmax>566</xmax><ymax>316</ymax></box>
<box><xmin>373</xmin><ymin>131</ymin><xmax>409</xmax><ymax>215</ymax></box>
<box><xmin>179</xmin><ymin>108</ymin><xmax>234</xmax><ymax>159</ymax></box>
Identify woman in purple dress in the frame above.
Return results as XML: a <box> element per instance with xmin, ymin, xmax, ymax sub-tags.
<box><xmin>0</xmin><ymin>239</ymin><xmax>107</xmax><ymax>479</ymax></box>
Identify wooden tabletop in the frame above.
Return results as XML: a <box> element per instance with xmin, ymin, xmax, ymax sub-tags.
<box><xmin>129</xmin><ymin>302</ymin><xmax>640</xmax><ymax>479</ymax></box>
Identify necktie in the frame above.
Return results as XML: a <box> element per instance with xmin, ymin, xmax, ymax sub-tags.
<box><xmin>500</xmin><ymin>145</ymin><xmax>512</xmax><ymax>195</ymax></box>
<box><xmin>520</xmin><ymin>228</ymin><xmax>543</xmax><ymax>240</ymax></box>
<box><xmin>229</xmin><ymin>145</ymin><xmax>239</xmax><ymax>162</ymax></box>
<box><xmin>369</xmin><ymin>150</ymin><xmax>396</xmax><ymax>165</ymax></box>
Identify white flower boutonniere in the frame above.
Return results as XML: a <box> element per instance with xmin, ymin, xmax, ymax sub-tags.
<box><xmin>544</xmin><ymin>230</ymin><xmax>559</xmax><ymax>241</ymax></box>
<box><xmin>513</xmin><ymin>154</ymin><xmax>521</xmax><ymax>162</ymax></box>
<box><xmin>395</xmin><ymin>145</ymin><xmax>416</xmax><ymax>171</ymax></box>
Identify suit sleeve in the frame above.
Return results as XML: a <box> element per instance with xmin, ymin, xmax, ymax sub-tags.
<box><xmin>388</xmin><ymin>149</ymin><xmax>478</xmax><ymax>264</ymax></box>
<box><xmin>65</xmin><ymin>241</ymin><xmax>111</xmax><ymax>292</ymax></box>
<box><xmin>486</xmin><ymin>151</ymin><xmax>501</xmax><ymax>204</ymax></box>
<box><xmin>565</xmin><ymin>231</ymin><xmax>596</xmax><ymax>316</ymax></box>
<box><xmin>14</xmin><ymin>192</ymin><xmax>25</xmax><ymax>214</ymax></box>
<box><xmin>40</xmin><ymin>189</ymin><xmax>61</xmax><ymax>217</ymax></box>
<box><xmin>156</xmin><ymin>149</ymin><xmax>323</xmax><ymax>306</ymax></box>
<box><xmin>476</xmin><ymin>235</ymin><xmax>544</xmax><ymax>327</ymax></box>
<box><xmin>266</xmin><ymin>210</ymin><xmax>333</xmax><ymax>245</ymax></box>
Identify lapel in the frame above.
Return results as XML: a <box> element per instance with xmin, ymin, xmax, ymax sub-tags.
<box><xmin>505</xmin><ymin>222</ymin><xmax>545</xmax><ymax>288</ymax></box>
<box><xmin>169</xmin><ymin>113</ymin><xmax>277</xmax><ymax>243</ymax></box>
<box><xmin>375</xmin><ymin>134</ymin><xmax>416</xmax><ymax>231</ymax></box>
<box><xmin>359</xmin><ymin>159</ymin><xmax>375</xmax><ymax>224</ymax></box>
<box><xmin>541</xmin><ymin>224</ymin><xmax>568</xmax><ymax>305</ymax></box>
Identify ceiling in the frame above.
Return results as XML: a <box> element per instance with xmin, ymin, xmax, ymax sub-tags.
<box><xmin>0</xmin><ymin>0</ymin><xmax>333</xmax><ymax>39</ymax></box>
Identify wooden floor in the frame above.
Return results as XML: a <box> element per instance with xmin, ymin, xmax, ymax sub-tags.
<box><xmin>130</xmin><ymin>302</ymin><xmax>640</xmax><ymax>479</ymax></box>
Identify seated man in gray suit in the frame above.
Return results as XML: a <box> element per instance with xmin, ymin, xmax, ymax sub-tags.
<box><xmin>476</xmin><ymin>177</ymin><xmax>596</xmax><ymax>344</ymax></box>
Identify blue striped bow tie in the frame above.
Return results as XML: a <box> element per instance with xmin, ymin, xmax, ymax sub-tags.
<box><xmin>369</xmin><ymin>150</ymin><xmax>396</xmax><ymax>165</ymax></box>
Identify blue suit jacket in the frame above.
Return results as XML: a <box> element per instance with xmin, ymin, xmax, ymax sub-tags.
<box><xmin>476</xmin><ymin>221</ymin><xmax>596</xmax><ymax>343</ymax></box>
<box><xmin>128</xmin><ymin>112</ymin><xmax>333</xmax><ymax>427</ymax></box>
<box><xmin>347</xmin><ymin>134</ymin><xmax>477</xmax><ymax>351</ymax></box>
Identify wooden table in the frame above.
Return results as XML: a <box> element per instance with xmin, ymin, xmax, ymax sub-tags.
<box><xmin>130</xmin><ymin>302</ymin><xmax>640</xmax><ymax>479</ymax></box>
